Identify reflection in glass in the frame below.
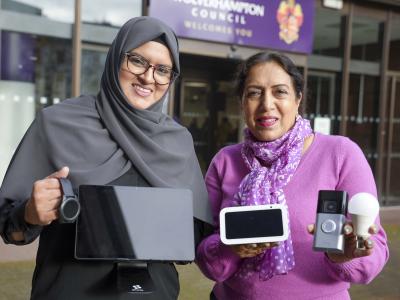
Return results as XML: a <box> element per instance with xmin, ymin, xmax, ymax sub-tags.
<box><xmin>33</xmin><ymin>35</ymin><xmax>72</xmax><ymax>108</ymax></box>
<box><xmin>76</xmin><ymin>185</ymin><xmax>194</xmax><ymax>261</ymax></box>
<box><xmin>81</xmin><ymin>49</ymin><xmax>107</xmax><ymax>95</ymax></box>
<box><xmin>181</xmin><ymin>78</ymin><xmax>242</xmax><ymax>173</ymax></box>
<box><xmin>312</xmin><ymin>7</ymin><xmax>344</xmax><ymax>57</ymax></box>
<box><xmin>383</xmin><ymin>77</ymin><xmax>400</xmax><ymax>205</ymax></box>
<box><xmin>77</xmin><ymin>186</ymin><xmax>135</xmax><ymax>259</ymax></box>
<box><xmin>389</xmin><ymin>14</ymin><xmax>400</xmax><ymax>71</ymax></box>
<box><xmin>351</xmin><ymin>15</ymin><xmax>382</xmax><ymax>62</ymax></box>
<box><xmin>215</xmin><ymin>81</ymin><xmax>241</xmax><ymax>149</ymax></box>
<box><xmin>82</xmin><ymin>0</ymin><xmax>142</xmax><ymax>27</ymax></box>
<box><xmin>1</xmin><ymin>0</ymin><xmax>74</xmax><ymax>23</ymax></box>
<box><xmin>346</xmin><ymin>74</ymin><xmax>380</xmax><ymax>172</ymax></box>
<box><xmin>306</xmin><ymin>71</ymin><xmax>341</xmax><ymax>134</ymax></box>
<box><xmin>0</xmin><ymin>30</ymin><xmax>72</xmax><ymax>183</ymax></box>
<box><xmin>181</xmin><ymin>81</ymin><xmax>210</xmax><ymax>172</ymax></box>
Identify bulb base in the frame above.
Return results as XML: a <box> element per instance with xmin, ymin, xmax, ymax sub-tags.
<box><xmin>356</xmin><ymin>236</ymin><xmax>366</xmax><ymax>250</ymax></box>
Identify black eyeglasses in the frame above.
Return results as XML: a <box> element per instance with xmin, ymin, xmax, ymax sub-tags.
<box><xmin>124</xmin><ymin>52</ymin><xmax>177</xmax><ymax>85</ymax></box>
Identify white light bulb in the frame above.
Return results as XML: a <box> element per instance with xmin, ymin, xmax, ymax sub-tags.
<box><xmin>348</xmin><ymin>192</ymin><xmax>379</xmax><ymax>249</ymax></box>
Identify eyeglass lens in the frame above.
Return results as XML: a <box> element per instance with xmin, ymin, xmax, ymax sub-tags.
<box><xmin>126</xmin><ymin>54</ymin><xmax>173</xmax><ymax>85</ymax></box>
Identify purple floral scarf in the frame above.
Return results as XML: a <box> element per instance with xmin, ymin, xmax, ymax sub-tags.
<box><xmin>233</xmin><ymin>116</ymin><xmax>312</xmax><ymax>281</ymax></box>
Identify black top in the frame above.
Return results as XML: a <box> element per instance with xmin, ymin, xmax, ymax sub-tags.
<box><xmin>30</xmin><ymin>167</ymin><xmax>180</xmax><ymax>300</ymax></box>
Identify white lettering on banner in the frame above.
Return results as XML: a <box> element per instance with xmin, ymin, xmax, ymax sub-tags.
<box><xmin>191</xmin><ymin>7</ymin><xmax>246</xmax><ymax>24</ymax></box>
<box><xmin>175</xmin><ymin>0</ymin><xmax>265</xmax><ymax>17</ymax></box>
<box><xmin>183</xmin><ymin>20</ymin><xmax>252</xmax><ymax>37</ymax></box>
<box><xmin>235</xmin><ymin>27</ymin><xmax>252</xmax><ymax>37</ymax></box>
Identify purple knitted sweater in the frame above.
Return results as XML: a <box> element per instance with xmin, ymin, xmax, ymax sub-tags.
<box><xmin>196</xmin><ymin>133</ymin><xmax>389</xmax><ymax>300</ymax></box>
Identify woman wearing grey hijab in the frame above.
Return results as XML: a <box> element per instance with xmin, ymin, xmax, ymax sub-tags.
<box><xmin>0</xmin><ymin>16</ymin><xmax>211</xmax><ymax>300</ymax></box>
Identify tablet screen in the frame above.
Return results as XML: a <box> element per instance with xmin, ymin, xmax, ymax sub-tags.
<box><xmin>75</xmin><ymin>185</ymin><xmax>195</xmax><ymax>262</ymax></box>
<box><xmin>225</xmin><ymin>209</ymin><xmax>284</xmax><ymax>239</ymax></box>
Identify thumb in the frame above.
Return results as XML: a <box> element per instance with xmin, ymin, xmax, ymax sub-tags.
<box><xmin>307</xmin><ymin>224</ymin><xmax>315</xmax><ymax>235</ymax></box>
<box><xmin>46</xmin><ymin>166</ymin><xmax>70</xmax><ymax>179</ymax></box>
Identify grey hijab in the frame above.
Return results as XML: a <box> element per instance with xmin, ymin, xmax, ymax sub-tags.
<box><xmin>0</xmin><ymin>16</ymin><xmax>212</xmax><ymax>224</ymax></box>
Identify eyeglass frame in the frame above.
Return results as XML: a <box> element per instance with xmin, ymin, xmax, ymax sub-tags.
<box><xmin>123</xmin><ymin>52</ymin><xmax>178</xmax><ymax>85</ymax></box>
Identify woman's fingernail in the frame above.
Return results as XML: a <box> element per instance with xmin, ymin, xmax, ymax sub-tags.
<box><xmin>307</xmin><ymin>224</ymin><xmax>314</xmax><ymax>232</ymax></box>
<box><xmin>370</xmin><ymin>225</ymin><xmax>378</xmax><ymax>234</ymax></box>
<box><xmin>344</xmin><ymin>224</ymin><xmax>353</xmax><ymax>235</ymax></box>
<box><xmin>366</xmin><ymin>239</ymin><xmax>374</xmax><ymax>249</ymax></box>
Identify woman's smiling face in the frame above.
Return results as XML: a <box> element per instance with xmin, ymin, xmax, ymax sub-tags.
<box><xmin>119</xmin><ymin>41</ymin><xmax>173</xmax><ymax>109</ymax></box>
<box><xmin>241</xmin><ymin>61</ymin><xmax>301</xmax><ymax>142</ymax></box>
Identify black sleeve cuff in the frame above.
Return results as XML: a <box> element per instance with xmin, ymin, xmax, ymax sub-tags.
<box><xmin>4</xmin><ymin>200</ymin><xmax>42</xmax><ymax>245</ymax></box>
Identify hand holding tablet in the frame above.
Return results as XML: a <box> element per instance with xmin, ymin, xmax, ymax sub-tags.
<box><xmin>229</xmin><ymin>241</ymin><xmax>280</xmax><ymax>258</ymax></box>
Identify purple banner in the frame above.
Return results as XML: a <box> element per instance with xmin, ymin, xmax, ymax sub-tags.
<box><xmin>149</xmin><ymin>0</ymin><xmax>314</xmax><ymax>54</ymax></box>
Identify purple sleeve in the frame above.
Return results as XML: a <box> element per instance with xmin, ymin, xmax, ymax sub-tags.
<box><xmin>196</xmin><ymin>154</ymin><xmax>242</xmax><ymax>282</ymax></box>
<box><xmin>324</xmin><ymin>138</ymin><xmax>389</xmax><ymax>284</ymax></box>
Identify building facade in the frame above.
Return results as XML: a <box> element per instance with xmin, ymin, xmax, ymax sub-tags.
<box><xmin>0</xmin><ymin>0</ymin><xmax>399</xmax><ymax>205</ymax></box>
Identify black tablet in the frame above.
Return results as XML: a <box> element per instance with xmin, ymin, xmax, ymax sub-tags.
<box><xmin>75</xmin><ymin>185</ymin><xmax>194</xmax><ymax>262</ymax></box>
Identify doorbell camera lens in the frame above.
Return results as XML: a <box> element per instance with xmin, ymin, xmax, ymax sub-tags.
<box><xmin>324</xmin><ymin>200</ymin><xmax>338</xmax><ymax>213</ymax></box>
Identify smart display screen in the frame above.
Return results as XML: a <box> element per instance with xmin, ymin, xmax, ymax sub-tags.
<box><xmin>225</xmin><ymin>209</ymin><xmax>284</xmax><ymax>239</ymax></box>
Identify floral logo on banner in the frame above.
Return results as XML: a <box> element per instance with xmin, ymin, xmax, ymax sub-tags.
<box><xmin>276</xmin><ymin>0</ymin><xmax>304</xmax><ymax>45</ymax></box>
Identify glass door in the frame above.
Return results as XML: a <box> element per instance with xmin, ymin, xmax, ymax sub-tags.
<box><xmin>180</xmin><ymin>80</ymin><xmax>211</xmax><ymax>172</ymax></box>
<box><xmin>383</xmin><ymin>75</ymin><xmax>400</xmax><ymax>205</ymax></box>
<box><xmin>80</xmin><ymin>44</ymin><xmax>108</xmax><ymax>95</ymax></box>
<box><xmin>347</xmin><ymin>73</ymin><xmax>380</xmax><ymax>171</ymax></box>
<box><xmin>346</xmin><ymin>10</ymin><xmax>384</xmax><ymax>174</ymax></box>
<box><xmin>180</xmin><ymin>79</ymin><xmax>241</xmax><ymax>173</ymax></box>
<box><xmin>306</xmin><ymin>71</ymin><xmax>340</xmax><ymax>134</ymax></box>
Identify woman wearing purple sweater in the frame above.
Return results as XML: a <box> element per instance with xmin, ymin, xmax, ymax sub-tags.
<box><xmin>196</xmin><ymin>52</ymin><xmax>389</xmax><ymax>300</ymax></box>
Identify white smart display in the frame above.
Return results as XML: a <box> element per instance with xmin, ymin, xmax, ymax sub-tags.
<box><xmin>219</xmin><ymin>204</ymin><xmax>289</xmax><ymax>245</ymax></box>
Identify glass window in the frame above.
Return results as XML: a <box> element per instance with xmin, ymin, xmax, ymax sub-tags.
<box><xmin>309</xmin><ymin>7</ymin><xmax>345</xmax><ymax>132</ymax></box>
<box><xmin>351</xmin><ymin>15</ymin><xmax>383</xmax><ymax>62</ymax></box>
<box><xmin>180</xmin><ymin>79</ymin><xmax>241</xmax><ymax>173</ymax></box>
<box><xmin>346</xmin><ymin>74</ymin><xmax>380</xmax><ymax>172</ymax></box>
<box><xmin>81</xmin><ymin>48</ymin><xmax>108</xmax><ymax>95</ymax></box>
<box><xmin>1</xmin><ymin>0</ymin><xmax>74</xmax><ymax>23</ymax></box>
<box><xmin>215</xmin><ymin>81</ymin><xmax>241</xmax><ymax>149</ymax></box>
<box><xmin>389</xmin><ymin>14</ymin><xmax>400</xmax><ymax>71</ymax></box>
<box><xmin>177</xmin><ymin>54</ymin><xmax>241</xmax><ymax>172</ymax></box>
<box><xmin>180</xmin><ymin>80</ymin><xmax>210</xmax><ymax>172</ymax></box>
<box><xmin>82</xmin><ymin>0</ymin><xmax>142</xmax><ymax>27</ymax></box>
<box><xmin>385</xmin><ymin>77</ymin><xmax>400</xmax><ymax>205</ymax></box>
<box><xmin>306</xmin><ymin>70</ymin><xmax>341</xmax><ymax>134</ymax></box>
<box><xmin>0</xmin><ymin>30</ymin><xmax>72</xmax><ymax>183</ymax></box>
<box><xmin>313</xmin><ymin>7</ymin><xmax>345</xmax><ymax>57</ymax></box>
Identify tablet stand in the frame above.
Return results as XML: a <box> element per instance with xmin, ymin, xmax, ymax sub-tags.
<box><xmin>117</xmin><ymin>262</ymin><xmax>155</xmax><ymax>294</ymax></box>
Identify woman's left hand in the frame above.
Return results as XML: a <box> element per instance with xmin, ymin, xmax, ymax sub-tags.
<box><xmin>230</xmin><ymin>242</ymin><xmax>278</xmax><ymax>258</ymax></box>
<box><xmin>307</xmin><ymin>223</ymin><xmax>379</xmax><ymax>263</ymax></box>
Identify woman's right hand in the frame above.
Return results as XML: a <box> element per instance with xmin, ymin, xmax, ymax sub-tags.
<box><xmin>24</xmin><ymin>166</ymin><xmax>70</xmax><ymax>226</ymax></box>
<box><xmin>230</xmin><ymin>242</ymin><xmax>278</xmax><ymax>258</ymax></box>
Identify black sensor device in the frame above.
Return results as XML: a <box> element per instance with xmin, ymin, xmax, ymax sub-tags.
<box><xmin>59</xmin><ymin>178</ymin><xmax>80</xmax><ymax>223</ymax></box>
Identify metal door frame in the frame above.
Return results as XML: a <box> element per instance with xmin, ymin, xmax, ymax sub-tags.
<box><xmin>384</xmin><ymin>72</ymin><xmax>400</xmax><ymax>205</ymax></box>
